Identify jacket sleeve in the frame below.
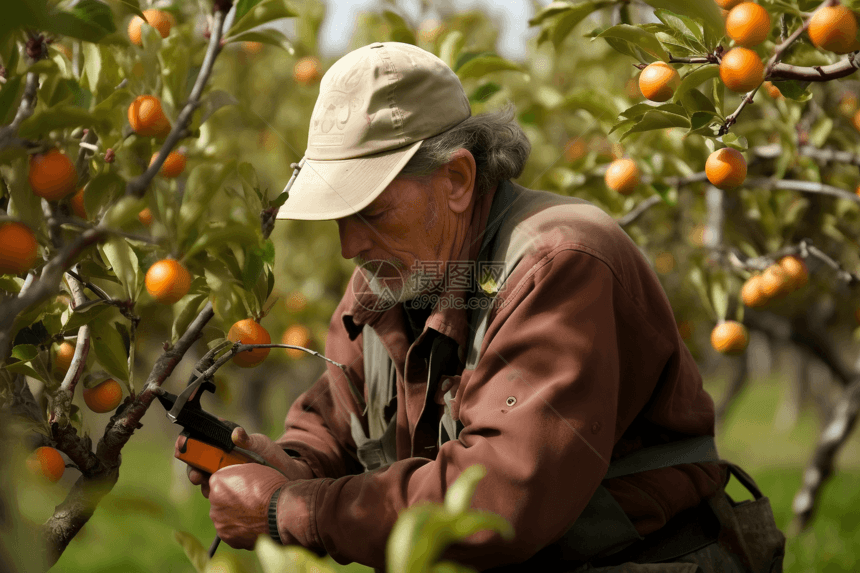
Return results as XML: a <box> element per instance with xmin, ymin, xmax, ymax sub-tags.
<box><xmin>273</xmin><ymin>248</ymin><xmax>680</xmax><ymax>571</ymax></box>
<box><xmin>274</xmin><ymin>293</ymin><xmax>367</xmax><ymax>480</ymax></box>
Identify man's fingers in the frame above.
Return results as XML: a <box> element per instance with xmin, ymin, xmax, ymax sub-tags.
<box><xmin>186</xmin><ymin>465</ymin><xmax>211</xmax><ymax>486</ymax></box>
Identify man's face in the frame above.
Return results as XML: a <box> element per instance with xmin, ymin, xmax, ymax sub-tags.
<box><xmin>336</xmin><ymin>175</ymin><xmax>451</xmax><ymax>303</ymax></box>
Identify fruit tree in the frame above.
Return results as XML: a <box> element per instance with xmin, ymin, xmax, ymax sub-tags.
<box><xmin>2</xmin><ymin>0</ymin><xmax>860</xmax><ymax>571</ymax></box>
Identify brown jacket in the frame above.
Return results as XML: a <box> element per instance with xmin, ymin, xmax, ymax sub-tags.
<box><xmin>274</xmin><ymin>181</ymin><xmax>724</xmax><ymax>571</ymax></box>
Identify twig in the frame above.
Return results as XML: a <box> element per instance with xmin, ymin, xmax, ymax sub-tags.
<box><xmin>65</xmin><ymin>269</ymin><xmax>111</xmax><ymax>302</ymax></box>
<box><xmin>50</xmin><ymin>269</ymin><xmax>91</xmax><ymax>429</ymax></box>
<box><xmin>743</xmin><ymin>177</ymin><xmax>860</xmax><ymax>204</ymax></box>
<box><xmin>0</xmin><ymin>72</ymin><xmax>39</xmax><ymax>149</ymax></box>
<box><xmin>719</xmin><ymin>0</ymin><xmax>838</xmax><ymax>135</ymax></box>
<box><xmin>76</xmin><ymin>129</ymin><xmax>98</xmax><ymax>187</ymax></box>
<box><xmin>618</xmin><ymin>195</ymin><xmax>662</xmax><ymax>227</ymax></box>
<box><xmin>125</xmin><ymin>10</ymin><xmax>226</xmax><ymax>198</ymax></box>
<box><xmin>753</xmin><ymin>143</ymin><xmax>860</xmax><ymax>167</ymax></box>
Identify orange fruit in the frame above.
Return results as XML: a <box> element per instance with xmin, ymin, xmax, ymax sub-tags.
<box><xmin>242</xmin><ymin>41</ymin><xmax>263</xmax><ymax>54</ymax></box>
<box><xmin>82</xmin><ymin>379</ymin><xmax>123</xmax><ymax>413</ymax></box>
<box><xmin>719</xmin><ymin>47</ymin><xmax>764</xmax><ymax>93</ymax></box>
<box><xmin>138</xmin><ymin>207</ymin><xmax>153</xmax><ymax>227</ymax></box>
<box><xmin>853</xmin><ymin>110</ymin><xmax>860</xmax><ymax>133</ymax></box>
<box><xmin>759</xmin><ymin>264</ymin><xmax>791</xmax><ymax>299</ymax></box>
<box><xmin>294</xmin><ymin>57</ymin><xmax>321</xmax><ymax>86</ymax></box>
<box><xmin>69</xmin><ymin>188</ymin><xmax>87</xmax><ymax>219</ymax></box>
<box><xmin>150</xmin><ymin>151</ymin><xmax>186</xmax><ymax>178</ymax></box>
<box><xmin>763</xmin><ymin>81</ymin><xmax>782</xmax><ymax>99</ymax></box>
<box><xmin>227</xmin><ymin>319</ymin><xmax>271</xmax><ymax>368</ymax></box>
<box><xmin>779</xmin><ymin>255</ymin><xmax>808</xmax><ymax>291</ymax></box>
<box><xmin>145</xmin><ymin>259</ymin><xmax>192</xmax><ymax>304</ymax></box>
<box><xmin>564</xmin><ymin>139</ymin><xmax>587</xmax><ymax>162</ymax></box>
<box><xmin>28</xmin><ymin>149</ymin><xmax>78</xmax><ymax>200</ymax></box>
<box><xmin>808</xmin><ymin>6</ymin><xmax>859</xmax><ymax>55</ymax></box>
<box><xmin>726</xmin><ymin>3</ymin><xmax>771</xmax><ymax>47</ymax></box>
<box><xmin>128</xmin><ymin>95</ymin><xmax>171</xmax><ymax>138</ymax></box>
<box><xmin>54</xmin><ymin>342</ymin><xmax>76</xmax><ymax>375</ymax></box>
<box><xmin>715</xmin><ymin>0</ymin><xmax>745</xmax><ymax>9</ymax></box>
<box><xmin>0</xmin><ymin>222</ymin><xmax>39</xmax><ymax>275</ymax></box>
<box><xmin>710</xmin><ymin>320</ymin><xmax>749</xmax><ymax>354</ymax></box>
<box><xmin>839</xmin><ymin>93</ymin><xmax>858</xmax><ymax>117</ymax></box>
<box><xmin>26</xmin><ymin>447</ymin><xmax>65</xmax><ymax>482</ymax></box>
<box><xmin>654</xmin><ymin>252</ymin><xmax>675</xmax><ymax>274</ymax></box>
<box><xmin>604</xmin><ymin>158</ymin><xmax>640</xmax><ymax>195</ymax></box>
<box><xmin>128</xmin><ymin>9</ymin><xmax>175</xmax><ymax>46</ymax></box>
<box><xmin>285</xmin><ymin>291</ymin><xmax>308</xmax><ymax>313</ymax></box>
<box><xmin>741</xmin><ymin>274</ymin><xmax>768</xmax><ymax>308</ymax></box>
<box><xmin>855</xmin><ymin>308</ymin><xmax>860</xmax><ymax>326</ymax></box>
<box><xmin>282</xmin><ymin>324</ymin><xmax>311</xmax><ymax>359</ymax></box>
<box><xmin>638</xmin><ymin>61</ymin><xmax>681</xmax><ymax>102</ymax></box>
<box><xmin>706</xmin><ymin>148</ymin><xmax>747</xmax><ymax>190</ymax></box>
<box><xmin>677</xmin><ymin>320</ymin><xmax>693</xmax><ymax>341</ymax></box>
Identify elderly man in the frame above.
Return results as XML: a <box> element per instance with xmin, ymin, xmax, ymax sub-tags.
<box><xmin>183</xmin><ymin>42</ymin><xmax>784</xmax><ymax>572</ymax></box>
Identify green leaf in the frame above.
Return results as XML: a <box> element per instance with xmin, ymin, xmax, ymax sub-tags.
<box><xmin>61</xmin><ymin>301</ymin><xmax>111</xmax><ymax>333</ymax></box>
<box><xmin>173</xmin><ymin>530</ymin><xmax>209</xmax><ymax>573</ymax></box>
<box><xmin>227</xmin><ymin>0</ymin><xmax>296</xmax><ymax>38</ymax></box>
<box><xmin>171</xmin><ymin>294</ymin><xmax>207</xmax><ymax>343</ymax></box>
<box><xmin>232</xmin><ymin>0</ymin><xmax>263</xmax><ymax>25</ymax></box>
<box><xmin>270</xmin><ymin>190</ymin><xmax>289</xmax><ymax>208</ymax></box>
<box><xmin>82</xmin><ymin>42</ymin><xmax>101</xmax><ymax>95</ymax></box>
<box><xmin>445</xmin><ymin>465</ymin><xmax>486</xmax><ymax>514</ymax></box>
<box><xmin>640</xmin><ymin>0</ymin><xmax>725</xmax><ymax>40</ymax></box>
<box><xmin>102</xmin><ymin>196</ymin><xmax>147</xmax><ymax>229</ymax></box>
<box><xmin>224</xmin><ymin>27</ymin><xmax>294</xmax><ymax>55</ymax></box>
<box><xmin>92</xmin><ymin>88</ymin><xmax>135</xmax><ymax>125</ymax></box>
<box><xmin>18</xmin><ymin>105</ymin><xmax>101</xmax><ymax>139</ymax></box>
<box><xmin>561</xmin><ymin>88</ymin><xmax>621</xmax><ymax>120</ymax></box>
<box><xmin>186</xmin><ymin>224</ymin><xmax>260</xmax><ymax>260</ymax></box>
<box><xmin>45</xmin><ymin>0</ymin><xmax>117</xmax><ymax>43</ymax></box>
<box><xmin>439</xmin><ymin>30</ymin><xmax>465</xmax><ymax>69</ymax></box>
<box><xmin>0</xmin><ymin>277</ymin><xmax>24</xmax><ymax>294</ymax></box>
<box><xmin>528</xmin><ymin>1</ymin><xmax>577</xmax><ymax>26</ymax></box>
<box><xmin>3</xmin><ymin>361</ymin><xmax>46</xmax><ymax>385</ymax></box>
<box><xmin>621</xmin><ymin>110</ymin><xmax>690</xmax><ymax>139</ymax></box>
<box><xmin>0</xmin><ymin>76</ymin><xmax>24</xmax><ymax>126</ymax></box>
<box><xmin>89</xmin><ymin>318</ymin><xmax>129</xmax><ymax>383</ymax></box>
<box><xmin>196</xmin><ymin>90</ymin><xmax>239</xmax><ymax>128</ymax></box>
<box><xmin>673</xmin><ymin>65</ymin><xmax>720</xmax><ymax>103</ymax></box>
<box><xmin>470</xmin><ymin>82</ymin><xmax>502</xmax><ymax>104</ymax></box>
<box><xmin>598</xmin><ymin>25</ymin><xmax>670</xmax><ymax>62</ymax></box>
<box><xmin>11</xmin><ymin>344</ymin><xmax>39</xmax><ymax>364</ymax></box>
<box><xmin>774</xmin><ymin>80</ymin><xmax>812</xmax><ymax>102</ymax></box>
<box><xmin>98</xmin><ymin>237</ymin><xmax>140</xmax><ymax>301</ymax></box>
<box><xmin>720</xmin><ymin>132</ymin><xmax>748</xmax><ymax>151</ymax></box>
<box><xmin>689</xmin><ymin>111</ymin><xmax>718</xmax><ymax>131</ymax></box>
<box><xmin>687</xmin><ymin>266</ymin><xmax>716</xmax><ymax>320</ymax></box>
<box><xmin>653</xmin><ymin>9</ymin><xmax>705</xmax><ymax>45</ymax></box>
<box><xmin>711</xmin><ymin>277</ymin><xmax>728</xmax><ymax>322</ymax></box>
<box><xmin>178</xmin><ymin>161</ymin><xmax>237</xmax><ymax>243</ymax></box>
<box><xmin>456</xmin><ymin>55</ymin><xmax>525</xmax><ymax>80</ymax></box>
<box><xmin>619</xmin><ymin>102</ymin><xmax>687</xmax><ymax>119</ymax></box>
<box><xmin>680</xmin><ymin>87</ymin><xmax>717</xmax><ymax>115</ymax></box>
<box><xmin>83</xmin><ymin>172</ymin><xmax>125</xmax><ymax>222</ymax></box>
<box><xmin>382</xmin><ymin>10</ymin><xmax>417</xmax><ymax>45</ymax></box>
<box><xmin>242</xmin><ymin>248</ymin><xmax>264</xmax><ymax>292</ymax></box>
<box><xmin>809</xmin><ymin>116</ymin><xmax>833</xmax><ymax>147</ymax></box>
<box><xmin>651</xmin><ymin>182</ymin><xmax>677</xmax><ymax>206</ymax></box>
<box><xmin>550</xmin><ymin>2</ymin><xmax>612</xmax><ymax>48</ymax></box>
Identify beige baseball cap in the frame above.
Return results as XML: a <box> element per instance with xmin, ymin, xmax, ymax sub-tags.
<box><xmin>275</xmin><ymin>42</ymin><xmax>471</xmax><ymax>221</ymax></box>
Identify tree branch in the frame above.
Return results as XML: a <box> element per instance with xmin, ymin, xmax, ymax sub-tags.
<box><xmin>743</xmin><ymin>177</ymin><xmax>860</xmax><ymax>203</ymax></box>
<box><xmin>770</xmin><ymin>51</ymin><xmax>860</xmax><ymax>82</ymax></box>
<box><xmin>753</xmin><ymin>143</ymin><xmax>860</xmax><ymax>167</ymax></box>
<box><xmin>125</xmin><ymin>10</ymin><xmax>225</xmax><ymax>198</ymax></box>
<box><xmin>0</xmin><ymin>72</ymin><xmax>39</xmax><ymax>150</ymax></box>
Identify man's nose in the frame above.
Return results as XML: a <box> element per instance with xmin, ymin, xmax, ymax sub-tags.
<box><xmin>336</xmin><ymin>216</ymin><xmax>372</xmax><ymax>260</ymax></box>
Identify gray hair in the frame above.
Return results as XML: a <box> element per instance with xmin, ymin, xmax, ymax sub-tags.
<box><xmin>398</xmin><ymin>103</ymin><xmax>531</xmax><ymax>196</ymax></box>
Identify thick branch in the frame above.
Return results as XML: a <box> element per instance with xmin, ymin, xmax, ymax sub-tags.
<box><xmin>618</xmin><ymin>195</ymin><xmax>662</xmax><ymax>228</ymax></box>
<box><xmin>49</xmin><ymin>270</ymin><xmax>91</xmax><ymax>431</ymax></box>
<box><xmin>75</xmin><ymin>129</ymin><xmax>98</xmax><ymax>187</ymax></box>
<box><xmin>125</xmin><ymin>10</ymin><xmax>225</xmax><ymax>198</ymax></box>
<box><xmin>770</xmin><ymin>51</ymin><xmax>860</xmax><ymax>82</ymax></box>
<box><xmin>753</xmin><ymin>143</ymin><xmax>860</xmax><ymax>167</ymax></box>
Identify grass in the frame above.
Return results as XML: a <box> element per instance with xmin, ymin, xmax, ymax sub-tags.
<box><xmin>12</xmin><ymin>373</ymin><xmax>860</xmax><ymax>572</ymax></box>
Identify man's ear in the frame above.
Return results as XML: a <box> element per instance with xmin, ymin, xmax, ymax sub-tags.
<box><xmin>442</xmin><ymin>149</ymin><xmax>476</xmax><ymax>214</ymax></box>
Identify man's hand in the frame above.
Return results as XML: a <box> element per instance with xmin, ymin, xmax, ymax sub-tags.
<box><xmin>179</xmin><ymin>427</ymin><xmax>315</xmax><ymax>499</ymax></box>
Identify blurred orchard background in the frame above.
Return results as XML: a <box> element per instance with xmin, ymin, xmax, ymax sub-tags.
<box><xmin>2</xmin><ymin>0</ymin><xmax>860</xmax><ymax>571</ymax></box>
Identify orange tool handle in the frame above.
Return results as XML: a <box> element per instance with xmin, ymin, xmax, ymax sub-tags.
<box><xmin>177</xmin><ymin>435</ymin><xmax>254</xmax><ymax>474</ymax></box>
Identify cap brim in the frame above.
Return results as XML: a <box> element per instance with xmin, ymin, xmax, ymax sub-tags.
<box><xmin>275</xmin><ymin>141</ymin><xmax>423</xmax><ymax>221</ymax></box>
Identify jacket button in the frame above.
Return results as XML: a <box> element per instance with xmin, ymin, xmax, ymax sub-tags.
<box><xmin>506</xmin><ymin>396</ymin><xmax>516</xmax><ymax>407</ymax></box>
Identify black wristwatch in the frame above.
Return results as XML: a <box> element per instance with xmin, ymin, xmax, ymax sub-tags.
<box><xmin>268</xmin><ymin>487</ymin><xmax>283</xmax><ymax>544</ymax></box>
